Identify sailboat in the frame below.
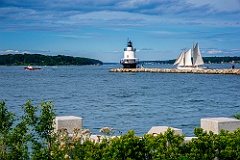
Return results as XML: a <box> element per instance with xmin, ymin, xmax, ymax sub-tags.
<box><xmin>173</xmin><ymin>42</ymin><xmax>204</xmax><ymax>70</ymax></box>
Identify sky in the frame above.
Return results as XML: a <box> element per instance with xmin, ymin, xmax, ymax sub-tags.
<box><xmin>0</xmin><ymin>0</ymin><xmax>240</xmax><ymax>62</ymax></box>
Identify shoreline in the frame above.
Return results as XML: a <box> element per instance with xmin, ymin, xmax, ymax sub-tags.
<box><xmin>109</xmin><ymin>68</ymin><xmax>240</xmax><ymax>75</ymax></box>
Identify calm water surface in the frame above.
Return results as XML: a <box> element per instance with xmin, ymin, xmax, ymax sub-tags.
<box><xmin>0</xmin><ymin>64</ymin><xmax>239</xmax><ymax>136</ymax></box>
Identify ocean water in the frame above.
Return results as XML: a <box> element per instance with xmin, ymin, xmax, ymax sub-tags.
<box><xmin>0</xmin><ymin>64</ymin><xmax>239</xmax><ymax>136</ymax></box>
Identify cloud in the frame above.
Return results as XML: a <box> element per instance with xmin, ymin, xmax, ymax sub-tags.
<box><xmin>0</xmin><ymin>49</ymin><xmax>52</xmax><ymax>55</ymax></box>
<box><xmin>115</xmin><ymin>0</ymin><xmax>156</xmax><ymax>10</ymax></box>
<box><xmin>57</xmin><ymin>35</ymin><xmax>80</xmax><ymax>39</ymax></box>
<box><xmin>207</xmin><ymin>49</ymin><xmax>223</xmax><ymax>54</ymax></box>
<box><xmin>231</xmin><ymin>49</ymin><xmax>240</xmax><ymax>53</ymax></box>
<box><xmin>141</xmin><ymin>48</ymin><xmax>154</xmax><ymax>51</ymax></box>
<box><xmin>1</xmin><ymin>0</ymin><xmax>240</xmax><ymax>33</ymax></box>
<box><xmin>205</xmin><ymin>48</ymin><xmax>240</xmax><ymax>55</ymax></box>
<box><xmin>114</xmin><ymin>50</ymin><xmax>121</xmax><ymax>53</ymax></box>
<box><xmin>5</xmin><ymin>50</ymin><xmax>19</xmax><ymax>53</ymax></box>
<box><xmin>186</xmin><ymin>0</ymin><xmax>240</xmax><ymax>12</ymax></box>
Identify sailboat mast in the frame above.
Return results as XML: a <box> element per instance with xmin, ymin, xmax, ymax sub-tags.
<box><xmin>192</xmin><ymin>41</ymin><xmax>194</xmax><ymax>67</ymax></box>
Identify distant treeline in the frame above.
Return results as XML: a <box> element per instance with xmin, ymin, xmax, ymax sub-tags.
<box><xmin>141</xmin><ymin>56</ymin><xmax>240</xmax><ymax>64</ymax></box>
<box><xmin>0</xmin><ymin>53</ymin><xmax>103</xmax><ymax>66</ymax></box>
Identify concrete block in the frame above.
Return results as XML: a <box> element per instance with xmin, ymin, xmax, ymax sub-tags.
<box><xmin>201</xmin><ymin>117</ymin><xmax>240</xmax><ymax>134</ymax></box>
<box><xmin>184</xmin><ymin>137</ymin><xmax>197</xmax><ymax>143</ymax></box>
<box><xmin>54</xmin><ymin>116</ymin><xmax>82</xmax><ymax>134</ymax></box>
<box><xmin>147</xmin><ymin>126</ymin><xmax>182</xmax><ymax>135</ymax></box>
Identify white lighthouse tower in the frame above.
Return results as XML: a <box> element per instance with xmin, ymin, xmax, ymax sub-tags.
<box><xmin>120</xmin><ymin>39</ymin><xmax>138</xmax><ymax>68</ymax></box>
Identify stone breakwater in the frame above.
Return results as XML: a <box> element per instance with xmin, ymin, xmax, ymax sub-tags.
<box><xmin>110</xmin><ymin>68</ymin><xmax>240</xmax><ymax>75</ymax></box>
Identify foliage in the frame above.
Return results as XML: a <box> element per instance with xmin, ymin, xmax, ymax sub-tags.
<box><xmin>143</xmin><ymin>128</ymin><xmax>185</xmax><ymax>160</ymax></box>
<box><xmin>1</xmin><ymin>100</ymin><xmax>240</xmax><ymax>160</ymax></box>
<box><xmin>23</xmin><ymin>101</ymin><xmax>56</xmax><ymax>160</ymax></box>
<box><xmin>103</xmin><ymin>130</ymin><xmax>146</xmax><ymax>159</ymax></box>
<box><xmin>141</xmin><ymin>56</ymin><xmax>240</xmax><ymax>64</ymax></box>
<box><xmin>202</xmin><ymin>56</ymin><xmax>240</xmax><ymax>64</ymax></box>
<box><xmin>183</xmin><ymin>128</ymin><xmax>216</xmax><ymax>160</ymax></box>
<box><xmin>234</xmin><ymin>113</ymin><xmax>240</xmax><ymax>120</ymax></box>
<box><xmin>0</xmin><ymin>100</ymin><xmax>56</xmax><ymax>159</ymax></box>
<box><xmin>214</xmin><ymin>129</ymin><xmax>240</xmax><ymax>160</ymax></box>
<box><xmin>0</xmin><ymin>101</ymin><xmax>16</xmax><ymax>159</ymax></box>
<box><xmin>0</xmin><ymin>53</ymin><xmax>103</xmax><ymax>66</ymax></box>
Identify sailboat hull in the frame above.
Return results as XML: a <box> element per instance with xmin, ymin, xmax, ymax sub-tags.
<box><xmin>177</xmin><ymin>66</ymin><xmax>204</xmax><ymax>70</ymax></box>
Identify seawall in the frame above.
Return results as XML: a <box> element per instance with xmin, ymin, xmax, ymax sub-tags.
<box><xmin>110</xmin><ymin>68</ymin><xmax>240</xmax><ymax>75</ymax></box>
<box><xmin>55</xmin><ymin>116</ymin><xmax>240</xmax><ymax>141</ymax></box>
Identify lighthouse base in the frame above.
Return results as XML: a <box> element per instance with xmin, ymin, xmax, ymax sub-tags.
<box><xmin>122</xmin><ymin>63</ymin><xmax>137</xmax><ymax>68</ymax></box>
<box><xmin>120</xmin><ymin>59</ymin><xmax>138</xmax><ymax>68</ymax></box>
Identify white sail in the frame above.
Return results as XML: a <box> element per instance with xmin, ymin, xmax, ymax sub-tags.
<box><xmin>184</xmin><ymin>49</ymin><xmax>192</xmax><ymax>66</ymax></box>
<box><xmin>174</xmin><ymin>52</ymin><xmax>184</xmax><ymax>65</ymax></box>
<box><xmin>174</xmin><ymin>49</ymin><xmax>192</xmax><ymax>67</ymax></box>
<box><xmin>178</xmin><ymin>52</ymin><xmax>184</xmax><ymax>66</ymax></box>
<box><xmin>193</xmin><ymin>43</ymin><xmax>204</xmax><ymax>66</ymax></box>
<box><xmin>174</xmin><ymin>42</ymin><xmax>204</xmax><ymax>70</ymax></box>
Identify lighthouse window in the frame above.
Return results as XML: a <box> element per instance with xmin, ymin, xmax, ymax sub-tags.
<box><xmin>127</xmin><ymin>55</ymin><xmax>129</xmax><ymax>58</ymax></box>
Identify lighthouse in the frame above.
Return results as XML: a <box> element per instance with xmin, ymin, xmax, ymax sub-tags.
<box><xmin>120</xmin><ymin>39</ymin><xmax>138</xmax><ymax>68</ymax></box>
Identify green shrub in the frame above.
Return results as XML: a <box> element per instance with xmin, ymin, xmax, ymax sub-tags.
<box><xmin>234</xmin><ymin>113</ymin><xmax>240</xmax><ymax>120</ymax></box>
<box><xmin>183</xmin><ymin>128</ymin><xmax>216</xmax><ymax>160</ymax></box>
<box><xmin>103</xmin><ymin>130</ymin><xmax>146</xmax><ymax>159</ymax></box>
<box><xmin>0</xmin><ymin>101</ymin><xmax>18</xmax><ymax>159</ymax></box>
<box><xmin>1</xmin><ymin>100</ymin><xmax>240</xmax><ymax>160</ymax></box>
<box><xmin>0</xmin><ymin>100</ymin><xmax>57</xmax><ymax>160</ymax></box>
<box><xmin>143</xmin><ymin>128</ymin><xmax>185</xmax><ymax>160</ymax></box>
<box><xmin>214</xmin><ymin>128</ymin><xmax>240</xmax><ymax>160</ymax></box>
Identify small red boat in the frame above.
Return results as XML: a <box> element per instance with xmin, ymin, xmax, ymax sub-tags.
<box><xmin>24</xmin><ymin>66</ymin><xmax>41</xmax><ymax>70</ymax></box>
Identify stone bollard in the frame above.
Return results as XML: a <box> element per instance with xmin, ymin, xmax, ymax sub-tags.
<box><xmin>54</xmin><ymin>116</ymin><xmax>82</xmax><ymax>134</ymax></box>
<box><xmin>147</xmin><ymin>126</ymin><xmax>182</xmax><ymax>135</ymax></box>
<box><xmin>201</xmin><ymin>117</ymin><xmax>240</xmax><ymax>134</ymax></box>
